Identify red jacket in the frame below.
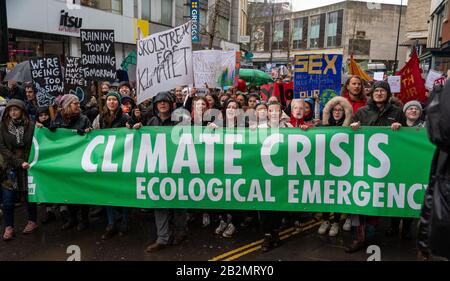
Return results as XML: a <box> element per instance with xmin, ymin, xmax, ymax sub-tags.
<box><xmin>290</xmin><ymin>116</ymin><xmax>314</xmax><ymax>128</ymax></box>
<box><xmin>344</xmin><ymin>93</ymin><xmax>367</xmax><ymax>114</ymax></box>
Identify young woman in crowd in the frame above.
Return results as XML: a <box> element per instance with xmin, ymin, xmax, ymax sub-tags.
<box><xmin>317</xmin><ymin>96</ymin><xmax>354</xmax><ymax>237</ymax></box>
<box><xmin>0</xmin><ymin>99</ymin><xmax>38</xmax><ymax>240</ymax></box>
<box><xmin>92</xmin><ymin>92</ymin><xmax>130</xmax><ymax>240</ymax></box>
<box><xmin>50</xmin><ymin>94</ymin><xmax>92</xmax><ymax>232</ymax></box>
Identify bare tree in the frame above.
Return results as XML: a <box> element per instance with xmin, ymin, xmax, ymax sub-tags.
<box><xmin>248</xmin><ymin>0</ymin><xmax>291</xmax><ymax>64</ymax></box>
<box><xmin>199</xmin><ymin>1</ymin><xmax>229</xmax><ymax>50</ymax></box>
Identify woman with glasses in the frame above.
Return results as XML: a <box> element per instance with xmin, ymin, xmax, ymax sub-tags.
<box><xmin>317</xmin><ymin>96</ymin><xmax>354</xmax><ymax>237</ymax></box>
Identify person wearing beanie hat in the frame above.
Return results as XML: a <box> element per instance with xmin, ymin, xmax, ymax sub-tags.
<box><xmin>303</xmin><ymin>98</ymin><xmax>315</xmax><ymax>122</ymax></box>
<box><xmin>403</xmin><ymin>100</ymin><xmax>425</xmax><ymax>128</ymax></box>
<box><xmin>350</xmin><ymin>81</ymin><xmax>405</xmax><ymax>130</ymax></box>
<box><xmin>91</xmin><ymin>88</ymin><xmax>129</xmax><ymax>240</ymax></box>
<box><xmin>403</xmin><ymin>100</ymin><xmax>422</xmax><ymax>113</ymax></box>
<box><xmin>93</xmin><ymin>91</ymin><xmax>128</xmax><ymax>130</ymax></box>
<box><xmin>59</xmin><ymin>94</ymin><xmax>80</xmax><ymax>113</ymax></box>
<box><xmin>50</xmin><ymin>95</ymin><xmax>92</xmax><ymax>232</ymax></box>
<box><xmin>121</xmin><ymin>96</ymin><xmax>136</xmax><ymax>113</ymax></box>
<box><xmin>105</xmin><ymin>91</ymin><xmax>122</xmax><ymax>104</ymax></box>
<box><xmin>346</xmin><ymin>79</ymin><xmax>406</xmax><ymax>254</ymax></box>
<box><xmin>385</xmin><ymin>99</ymin><xmax>425</xmax><ymax>241</ymax></box>
<box><xmin>372</xmin><ymin>80</ymin><xmax>392</xmax><ymax>100</ymax></box>
<box><xmin>35</xmin><ymin>107</ymin><xmax>51</xmax><ymax>128</ymax></box>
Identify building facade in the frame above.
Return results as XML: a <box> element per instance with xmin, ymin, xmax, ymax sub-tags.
<box><xmin>421</xmin><ymin>0</ymin><xmax>450</xmax><ymax>74</ymax></box>
<box><xmin>248</xmin><ymin>0</ymin><xmax>408</xmax><ymax>72</ymax></box>
<box><xmin>5</xmin><ymin>0</ymin><xmax>196</xmax><ymax>69</ymax></box>
<box><xmin>186</xmin><ymin>0</ymin><xmax>248</xmax><ymax>51</ymax></box>
<box><xmin>401</xmin><ymin>0</ymin><xmax>431</xmax><ymax>58</ymax></box>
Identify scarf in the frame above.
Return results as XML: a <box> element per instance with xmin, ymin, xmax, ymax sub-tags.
<box><xmin>8</xmin><ymin>119</ymin><xmax>25</xmax><ymax>145</ymax></box>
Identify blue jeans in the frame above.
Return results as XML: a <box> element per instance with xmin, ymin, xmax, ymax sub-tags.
<box><xmin>105</xmin><ymin>207</ymin><xmax>129</xmax><ymax>225</ymax></box>
<box><xmin>2</xmin><ymin>187</ymin><xmax>37</xmax><ymax>228</ymax></box>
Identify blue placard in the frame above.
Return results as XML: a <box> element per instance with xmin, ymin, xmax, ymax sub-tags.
<box><xmin>191</xmin><ymin>1</ymin><xmax>200</xmax><ymax>42</ymax></box>
<box><xmin>294</xmin><ymin>54</ymin><xmax>343</xmax><ymax>99</ymax></box>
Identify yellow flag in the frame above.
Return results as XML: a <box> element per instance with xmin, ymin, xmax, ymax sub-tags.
<box><xmin>348</xmin><ymin>55</ymin><xmax>372</xmax><ymax>82</ymax></box>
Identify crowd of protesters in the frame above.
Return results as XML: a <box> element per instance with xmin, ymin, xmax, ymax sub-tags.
<box><xmin>0</xmin><ymin>72</ymin><xmax>446</xmax><ymax>259</ymax></box>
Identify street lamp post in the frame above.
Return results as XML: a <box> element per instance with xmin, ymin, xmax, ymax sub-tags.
<box><xmin>393</xmin><ymin>0</ymin><xmax>403</xmax><ymax>73</ymax></box>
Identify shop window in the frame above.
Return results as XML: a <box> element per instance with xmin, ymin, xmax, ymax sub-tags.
<box><xmin>142</xmin><ymin>0</ymin><xmax>173</xmax><ymax>26</ymax></box>
<box><xmin>218</xmin><ymin>16</ymin><xmax>230</xmax><ymax>40</ymax></box>
<box><xmin>309</xmin><ymin>15</ymin><xmax>320</xmax><ymax>48</ymax></box>
<box><xmin>81</xmin><ymin>0</ymin><xmax>123</xmax><ymax>15</ymax></box>
<box><xmin>327</xmin><ymin>11</ymin><xmax>338</xmax><ymax>47</ymax></box>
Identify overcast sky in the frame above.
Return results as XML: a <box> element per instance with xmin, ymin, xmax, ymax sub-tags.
<box><xmin>292</xmin><ymin>0</ymin><xmax>408</xmax><ymax>11</ymax></box>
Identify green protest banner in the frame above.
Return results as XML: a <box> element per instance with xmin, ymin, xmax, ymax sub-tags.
<box><xmin>28</xmin><ymin>126</ymin><xmax>435</xmax><ymax>218</ymax></box>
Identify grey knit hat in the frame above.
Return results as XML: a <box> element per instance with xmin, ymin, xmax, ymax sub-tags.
<box><xmin>403</xmin><ymin>100</ymin><xmax>422</xmax><ymax>113</ymax></box>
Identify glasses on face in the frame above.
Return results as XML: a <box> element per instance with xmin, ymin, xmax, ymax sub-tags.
<box><xmin>374</xmin><ymin>90</ymin><xmax>387</xmax><ymax>95</ymax></box>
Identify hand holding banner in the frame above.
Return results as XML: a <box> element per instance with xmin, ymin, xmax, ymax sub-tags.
<box><xmin>137</xmin><ymin>21</ymin><xmax>194</xmax><ymax>104</ymax></box>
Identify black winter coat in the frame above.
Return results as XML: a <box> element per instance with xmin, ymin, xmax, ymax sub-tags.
<box><xmin>353</xmin><ymin>99</ymin><xmax>406</xmax><ymax>126</ymax></box>
<box><xmin>51</xmin><ymin>111</ymin><xmax>91</xmax><ymax>131</ymax></box>
<box><xmin>145</xmin><ymin>115</ymin><xmax>177</xmax><ymax>126</ymax></box>
<box><xmin>418</xmin><ymin>80</ymin><xmax>450</xmax><ymax>259</ymax></box>
<box><xmin>95</xmin><ymin>110</ymin><xmax>129</xmax><ymax>129</ymax></box>
<box><xmin>0</xmin><ymin>101</ymin><xmax>35</xmax><ymax>191</ymax></box>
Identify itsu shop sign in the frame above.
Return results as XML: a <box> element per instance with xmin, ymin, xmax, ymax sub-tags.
<box><xmin>59</xmin><ymin>10</ymin><xmax>83</xmax><ymax>33</ymax></box>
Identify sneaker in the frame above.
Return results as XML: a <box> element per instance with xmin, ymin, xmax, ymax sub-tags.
<box><xmin>329</xmin><ymin>222</ymin><xmax>340</xmax><ymax>237</ymax></box>
<box><xmin>318</xmin><ymin>221</ymin><xmax>330</xmax><ymax>235</ymax></box>
<box><xmin>215</xmin><ymin>220</ymin><xmax>228</xmax><ymax>235</ymax></box>
<box><xmin>202</xmin><ymin>213</ymin><xmax>211</xmax><ymax>228</ymax></box>
<box><xmin>343</xmin><ymin>217</ymin><xmax>351</xmax><ymax>232</ymax></box>
<box><xmin>2</xmin><ymin>227</ymin><xmax>15</xmax><ymax>241</ymax></box>
<box><xmin>222</xmin><ymin>223</ymin><xmax>236</xmax><ymax>238</ymax></box>
<box><xmin>22</xmin><ymin>221</ymin><xmax>39</xmax><ymax>234</ymax></box>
